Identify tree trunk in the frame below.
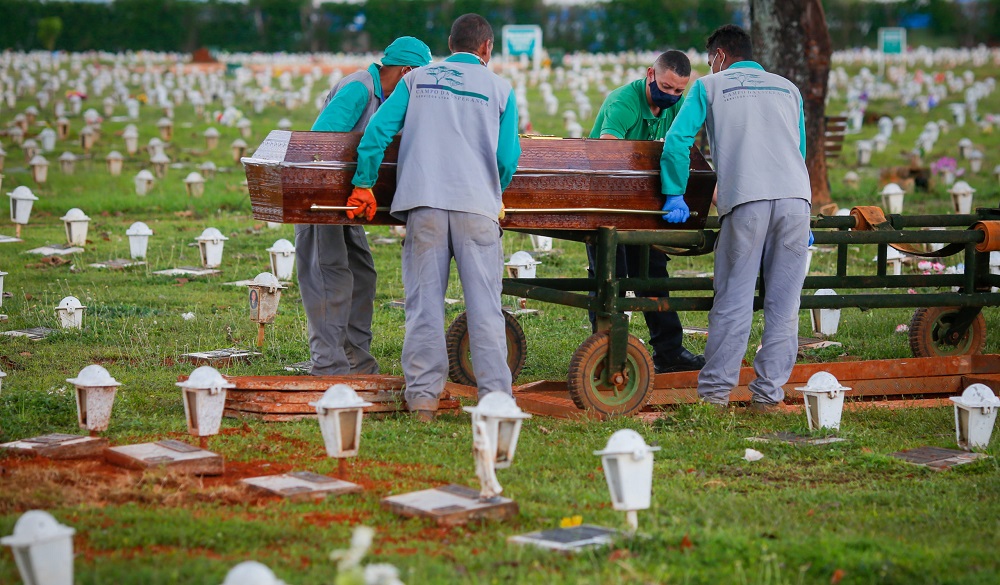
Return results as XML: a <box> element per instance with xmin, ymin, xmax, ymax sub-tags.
<box><xmin>750</xmin><ymin>0</ymin><xmax>833</xmax><ymax>207</ymax></box>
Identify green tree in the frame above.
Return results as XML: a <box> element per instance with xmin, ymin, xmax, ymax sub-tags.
<box><xmin>37</xmin><ymin>15</ymin><xmax>62</xmax><ymax>50</ymax></box>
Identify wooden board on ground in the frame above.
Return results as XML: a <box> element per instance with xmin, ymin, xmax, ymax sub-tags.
<box><xmin>241</xmin><ymin>471</ymin><xmax>362</xmax><ymax>500</ymax></box>
<box><xmin>105</xmin><ymin>440</ymin><xmax>224</xmax><ymax>475</ymax></box>
<box><xmin>1</xmin><ymin>434</ymin><xmax>108</xmax><ymax>459</ymax></box>
<box><xmin>215</xmin><ymin>374</ymin><xmax>465</xmax><ymax>420</ymax></box>
<box><xmin>382</xmin><ymin>484</ymin><xmax>519</xmax><ymax>526</ymax></box>
<box><xmin>497</xmin><ymin>355</ymin><xmax>1000</xmax><ymax>418</ymax></box>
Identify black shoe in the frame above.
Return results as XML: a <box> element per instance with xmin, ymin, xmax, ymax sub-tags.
<box><xmin>654</xmin><ymin>348</ymin><xmax>706</xmax><ymax>374</ymax></box>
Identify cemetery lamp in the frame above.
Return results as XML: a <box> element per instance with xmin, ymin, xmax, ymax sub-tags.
<box><xmin>203</xmin><ymin>127</ymin><xmax>220</xmax><ymax>150</ymax></box>
<box><xmin>505</xmin><ymin>250</ymin><xmax>541</xmax><ymax>279</ymax></box>
<box><xmin>1</xmin><ymin>510</ymin><xmax>75</xmax><ymax>585</ymax></box>
<box><xmin>183</xmin><ymin>171</ymin><xmax>206</xmax><ymax>198</ymax></box>
<box><xmin>594</xmin><ymin>429</ymin><xmax>660</xmax><ymax>532</ymax></box>
<box><xmin>134</xmin><ymin>170</ymin><xmax>155</xmax><ymax>196</ymax></box>
<box><xmin>55</xmin><ymin>296</ymin><xmax>87</xmax><ymax>329</ymax></box>
<box><xmin>9</xmin><ymin>185</ymin><xmax>39</xmax><ymax>238</ymax></box>
<box><xmin>231</xmin><ymin>138</ymin><xmax>248</xmax><ymax>164</ymax></box>
<box><xmin>157</xmin><ymin>117</ymin><xmax>174</xmax><ymax>142</ymax></box>
<box><xmin>308</xmin><ymin>384</ymin><xmax>373</xmax><ymax>460</ymax></box>
<box><xmin>793</xmin><ymin>371</ymin><xmax>851</xmax><ymax>431</ymax></box>
<box><xmin>266</xmin><ymin>238</ymin><xmax>296</xmax><ymax>281</ymax></box>
<box><xmin>79</xmin><ymin>126</ymin><xmax>96</xmax><ymax>153</ymax></box>
<box><xmin>177</xmin><ymin>365</ymin><xmax>235</xmax><ymax>443</ymax></box>
<box><xmin>199</xmin><ymin>160</ymin><xmax>217</xmax><ymax>180</ymax></box>
<box><xmin>463</xmin><ymin>392</ymin><xmax>532</xmax><ymax>470</ymax></box>
<box><xmin>247</xmin><ymin>272</ymin><xmax>286</xmax><ymax>347</ymax></box>
<box><xmin>58</xmin><ymin>151</ymin><xmax>76</xmax><ymax>175</ymax></box>
<box><xmin>22</xmin><ymin>139</ymin><xmax>39</xmax><ymax>163</ymax></box>
<box><xmin>105</xmin><ymin>151</ymin><xmax>124</xmax><ymax>176</ymax></box>
<box><xmin>68</xmin><ymin>364</ymin><xmax>121</xmax><ymax>435</ymax></box>
<box><xmin>125</xmin><ymin>221</ymin><xmax>154</xmax><ymax>260</ymax></box>
<box><xmin>56</xmin><ymin>117</ymin><xmax>70</xmax><ymax>141</ymax></box>
<box><xmin>948</xmin><ymin>181</ymin><xmax>975</xmax><ymax>215</ymax></box>
<box><xmin>950</xmin><ymin>384</ymin><xmax>1000</xmax><ymax>451</ymax></box>
<box><xmin>29</xmin><ymin>154</ymin><xmax>49</xmax><ymax>184</ymax></box>
<box><xmin>60</xmin><ymin>207</ymin><xmax>91</xmax><ymax>247</ymax></box>
<box><xmin>221</xmin><ymin>561</ymin><xmax>286</xmax><ymax>585</ymax></box>
<box><xmin>122</xmin><ymin>125</ymin><xmax>139</xmax><ymax>155</ymax></box>
<box><xmin>196</xmin><ymin>227</ymin><xmax>229</xmax><ymax>268</ymax></box>
<box><xmin>37</xmin><ymin>128</ymin><xmax>56</xmax><ymax>152</ymax></box>
<box><xmin>150</xmin><ymin>152</ymin><xmax>171</xmax><ymax>179</ymax></box>
<box><xmin>810</xmin><ymin>288</ymin><xmax>841</xmax><ymax>337</ymax></box>
<box><xmin>880</xmin><ymin>182</ymin><xmax>905</xmax><ymax>214</ymax></box>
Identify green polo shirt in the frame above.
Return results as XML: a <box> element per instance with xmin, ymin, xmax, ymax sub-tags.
<box><xmin>589</xmin><ymin>77</ymin><xmax>685</xmax><ymax>140</ymax></box>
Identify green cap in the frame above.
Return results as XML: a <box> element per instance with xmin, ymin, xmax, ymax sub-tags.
<box><xmin>382</xmin><ymin>36</ymin><xmax>432</xmax><ymax>68</ymax></box>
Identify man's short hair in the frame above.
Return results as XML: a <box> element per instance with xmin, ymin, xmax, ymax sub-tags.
<box><xmin>654</xmin><ymin>50</ymin><xmax>691</xmax><ymax>78</ymax></box>
<box><xmin>706</xmin><ymin>24</ymin><xmax>753</xmax><ymax>61</ymax></box>
<box><xmin>450</xmin><ymin>14</ymin><xmax>494</xmax><ymax>54</ymax></box>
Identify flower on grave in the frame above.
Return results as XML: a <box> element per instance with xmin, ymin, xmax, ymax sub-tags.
<box><xmin>895</xmin><ymin>324</ymin><xmax>909</xmax><ymax>333</ymax></box>
<box><xmin>931</xmin><ymin>157</ymin><xmax>958</xmax><ymax>176</ymax></box>
<box><xmin>559</xmin><ymin>515</ymin><xmax>583</xmax><ymax>528</ymax></box>
<box><xmin>331</xmin><ymin>526</ymin><xmax>404</xmax><ymax>585</ymax></box>
<box><xmin>137</xmin><ymin>93</ymin><xmax>148</xmax><ymax>104</ymax></box>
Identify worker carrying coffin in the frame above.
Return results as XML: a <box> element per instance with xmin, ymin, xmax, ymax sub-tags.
<box><xmin>348</xmin><ymin>14</ymin><xmax>521</xmax><ymax>422</ymax></box>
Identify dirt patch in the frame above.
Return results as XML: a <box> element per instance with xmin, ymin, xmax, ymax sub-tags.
<box><xmin>0</xmin><ymin>453</ymin><xmax>288</xmax><ymax>513</ymax></box>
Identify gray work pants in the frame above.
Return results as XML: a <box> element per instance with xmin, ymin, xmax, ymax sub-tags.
<box><xmin>294</xmin><ymin>223</ymin><xmax>378</xmax><ymax>376</ymax></box>
<box><xmin>401</xmin><ymin>207</ymin><xmax>512</xmax><ymax>411</ymax></box>
<box><xmin>698</xmin><ymin>198</ymin><xmax>811</xmax><ymax>405</ymax></box>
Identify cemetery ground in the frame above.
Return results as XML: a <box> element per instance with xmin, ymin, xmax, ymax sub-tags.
<box><xmin>1</xmin><ymin>55</ymin><xmax>1000</xmax><ymax>583</ymax></box>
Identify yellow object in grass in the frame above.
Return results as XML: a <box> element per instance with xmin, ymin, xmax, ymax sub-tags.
<box><xmin>559</xmin><ymin>515</ymin><xmax>583</xmax><ymax>528</ymax></box>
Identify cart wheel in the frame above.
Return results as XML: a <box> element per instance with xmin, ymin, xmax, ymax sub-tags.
<box><xmin>909</xmin><ymin>307</ymin><xmax>986</xmax><ymax>357</ymax></box>
<box><xmin>567</xmin><ymin>332</ymin><xmax>654</xmax><ymax>418</ymax></box>
<box><xmin>446</xmin><ymin>311</ymin><xmax>527</xmax><ymax>386</ymax></box>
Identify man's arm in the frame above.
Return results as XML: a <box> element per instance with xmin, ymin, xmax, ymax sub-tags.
<box><xmin>798</xmin><ymin>94</ymin><xmax>807</xmax><ymax>161</ymax></box>
<box><xmin>497</xmin><ymin>90</ymin><xmax>521</xmax><ymax>190</ymax></box>
<box><xmin>311</xmin><ymin>81</ymin><xmax>369</xmax><ymax>132</ymax></box>
<box><xmin>660</xmin><ymin>80</ymin><xmax>709</xmax><ymax>196</ymax></box>
<box><xmin>593</xmin><ymin>99</ymin><xmax>636</xmax><ymax>140</ymax></box>
<box><xmin>351</xmin><ymin>82</ymin><xmax>410</xmax><ymax>188</ymax></box>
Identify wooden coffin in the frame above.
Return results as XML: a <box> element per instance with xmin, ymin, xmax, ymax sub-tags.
<box><xmin>244</xmin><ymin>130</ymin><xmax>716</xmax><ymax>231</ymax></box>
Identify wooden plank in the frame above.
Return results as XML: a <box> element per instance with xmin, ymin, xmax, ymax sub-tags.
<box><xmin>225</xmin><ymin>389</ymin><xmax>405</xmax><ymax>405</ymax></box>
<box><xmin>215</xmin><ymin>374</ymin><xmax>406</xmax><ymax>392</ymax></box>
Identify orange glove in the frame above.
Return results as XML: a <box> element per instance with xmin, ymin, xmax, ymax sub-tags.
<box><xmin>346</xmin><ymin>187</ymin><xmax>376</xmax><ymax>221</ymax></box>
<box><xmin>498</xmin><ymin>204</ymin><xmax>505</xmax><ymax>220</ymax></box>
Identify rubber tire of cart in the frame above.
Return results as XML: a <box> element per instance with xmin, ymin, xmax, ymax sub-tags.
<box><xmin>446</xmin><ymin>311</ymin><xmax>527</xmax><ymax>387</ymax></box>
<box><xmin>909</xmin><ymin>307</ymin><xmax>986</xmax><ymax>357</ymax></box>
<box><xmin>567</xmin><ymin>332</ymin><xmax>654</xmax><ymax>418</ymax></box>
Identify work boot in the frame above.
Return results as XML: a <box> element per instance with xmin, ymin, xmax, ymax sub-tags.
<box><xmin>746</xmin><ymin>401</ymin><xmax>783</xmax><ymax>414</ymax></box>
<box><xmin>654</xmin><ymin>348</ymin><xmax>706</xmax><ymax>374</ymax></box>
<box><xmin>415</xmin><ymin>410</ymin><xmax>436</xmax><ymax>423</ymax></box>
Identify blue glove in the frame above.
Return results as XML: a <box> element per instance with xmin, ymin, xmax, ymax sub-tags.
<box><xmin>661</xmin><ymin>195</ymin><xmax>690</xmax><ymax>223</ymax></box>
<box><xmin>808</xmin><ymin>231</ymin><xmax>815</xmax><ymax>247</ymax></box>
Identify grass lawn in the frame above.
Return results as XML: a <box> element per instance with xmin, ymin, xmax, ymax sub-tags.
<box><xmin>0</xmin><ymin>53</ymin><xmax>998</xmax><ymax>584</ymax></box>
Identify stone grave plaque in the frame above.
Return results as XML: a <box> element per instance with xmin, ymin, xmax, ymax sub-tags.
<box><xmin>283</xmin><ymin>361</ymin><xmax>312</xmax><ymax>373</ymax></box>
<box><xmin>181</xmin><ymin>347</ymin><xmax>261</xmax><ymax>366</ymax></box>
<box><xmin>889</xmin><ymin>446</ymin><xmax>990</xmax><ymax>470</ymax></box>
<box><xmin>25</xmin><ymin>245</ymin><xmax>85</xmax><ymax>256</ymax></box>
<box><xmin>0</xmin><ymin>234</ymin><xmax>23</xmax><ymax>243</ymax></box>
<box><xmin>1</xmin><ymin>327</ymin><xmax>58</xmax><ymax>340</ymax></box>
<box><xmin>90</xmin><ymin>259</ymin><xmax>144</xmax><ymax>269</ymax></box>
<box><xmin>371</xmin><ymin>237</ymin><xmax>398</xmax><ymax>245</ymax></box>
<box><xmin>105</xmin><ymin>442</ymin><xmax>224</xmax><ymax>475</ymax></box>
<box><xmin>242</xmin><ymin>471</ymin><xmax>362</xmax><ymax>500</ymax></box>
<box><xmin>747</xmin><ymin>432</ymin><xmax>847</xmax><ymax>446</ymax></box>
<box><xmin>152</xmin><ymin>266</ymin><xmax>221</xmax><ymax>277</ymax></box>
<box><xmin>385</xmin><ymin>299</ymin><xmax>406</xmax><ymax>310</ymax></box>
<box><xmin>382</xmin><ymin>484</ymin><xmax>519</xmax><ymax>526</ymax></box>
<box><xmin>509</xmin><ymin>525</ymin><xmax>618</xmax><ymax>552</ymax></box>
<box><xmin>1</xmin><ymin>433</ymin><xmax>108</xmax><ymax>459</ymax></box>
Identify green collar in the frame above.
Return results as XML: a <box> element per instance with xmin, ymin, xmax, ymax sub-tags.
<box><xmin>727</xmin><ymin>61</ymin><xmax>764</xmax><ymax>71</ymax></box>
<box><xmin>367</xmin><ymin>63</ymin><xmax>384</xmax><ymax>102</ymax></box>
<box><xmin>447</xmin><ymin>53</ymin><xmax>485</xmax><ymax>66</ymax></box>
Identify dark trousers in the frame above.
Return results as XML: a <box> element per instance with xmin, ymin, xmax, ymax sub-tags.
<box><xmin>587</xmin><ymin>243</ymin><xmax>684</xmax><ymax>361</ymax></box>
